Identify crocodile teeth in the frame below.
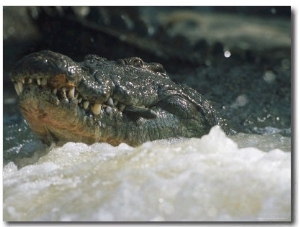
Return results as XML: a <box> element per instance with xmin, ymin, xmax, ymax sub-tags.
<box><xmin>78</xmin><ymin>98</ymin><xmax>82</xmax><ymax>103</ymax></box>
<box><xmin>37</xmin><ymin>78</ymin><xmax>41</xmax><ymax>85</ymax></box>
<box><xmin>28</xmin><ymin>78</ymin><xmax>33</xmax><ymax>84</ymax></box>
<box><xmin>41</xmin><ymin>78</ymin><xmax>47</xmax><ymax>86</ymax></box>
<box><xmin>68</xmin><ymin>87</ymin><xmax>75</xmax><ymax>98</ymax></box>
<box><xmin>91</xmin><ymin>104</ymin><xmax>102</xmax><ymax>115</ymax></box>
<box><xmin>21</xmin><ymin>79</ymin><xmax>25</xmax><ymax>84</ymax></box>
<box><xmin>106</xmin><ymin>106</ymin><xmax>113</xmax><ymax>114</ymax></box>
<box><xmin>83</xmin><ymin>101</ymin><xmax>89</xmax><ymax>109</ymax></box>
<box><xmin>62</xmin><ymin>88</ymin><xmax>67</xmax><ymax>99</ymax></box>
<box><xmin>108</xmin><ymin>97</ymin><xmax>114</xmax><ymax>107</ymax></box>
<box><xmin>52</xmin><ymin>88</ymin><xmax>57</xmax><ymax>95</ymax></box>
<box><xmin>14</xmin><ymin>83</ymin><xmax>21</xmax><ymax>96</ymax></box>
<box><xmin>17</xmin><ymin>82</ymin><xmax>23</xmax><ymax>94</ymax></box>
<box><xmin>14</xmin><ymin>82</ymin><xmax>23</xmax><ymax>96</ymax></box>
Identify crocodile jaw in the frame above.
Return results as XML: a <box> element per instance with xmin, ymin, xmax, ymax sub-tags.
<box><xmin>9</xmin><ymin>50</ymin><xmax>137</xmax><ymax>146</ymax></box>
<box><xmin>16</xmin><ymin>82</ymin><xmax>129</xmax><ymax>146</ymax></box>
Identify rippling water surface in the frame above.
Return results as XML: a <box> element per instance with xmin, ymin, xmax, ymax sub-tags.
<box><xmin>3</xmin><ymin>126</ymin><xmax>291</xmax><ymax>221</ymax></box>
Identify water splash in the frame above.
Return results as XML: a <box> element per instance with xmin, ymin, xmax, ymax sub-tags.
<box><xmin>3</xmin><ymin>126</ymin><xmax>291</xmax><ymax>221</ymax></box>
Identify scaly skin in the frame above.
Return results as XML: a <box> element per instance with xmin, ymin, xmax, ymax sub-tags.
<box><xmin>10</xmin><ymin>50</ymin><xmax>217</xmax><ymax>146</ymax></box>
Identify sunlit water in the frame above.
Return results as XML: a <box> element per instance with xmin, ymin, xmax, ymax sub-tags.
<box><xmin>3</xmin><ymin>126</ymin><xmax>291</xmax><ymax>221</ymax></box>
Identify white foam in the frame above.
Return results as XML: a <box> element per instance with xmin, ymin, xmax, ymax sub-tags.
<box><xmin>3</xmin><ymin>126</ymin><xmax>291</xmax><ymax>221</ymax></box>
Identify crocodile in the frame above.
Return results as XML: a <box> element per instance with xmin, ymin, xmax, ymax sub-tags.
<box><xmin>10</xmin><ymin>50</ymin><xmax>217</xmax><ymax>146</ymax></box>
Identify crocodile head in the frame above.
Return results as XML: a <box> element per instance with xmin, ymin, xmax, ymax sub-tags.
<box><xmin>10</xmin><ymin>50</ymin><xmax>217</xmax><ymax>146</ymax></box>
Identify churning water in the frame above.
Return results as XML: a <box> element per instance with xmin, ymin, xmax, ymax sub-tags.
<box><xmin>3</xmin><ymin>126</ymin><xmax>291</xmax><ymax>221</ymax></box>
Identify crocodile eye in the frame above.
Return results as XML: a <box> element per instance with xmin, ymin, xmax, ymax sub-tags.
<box><xmin>131</xmin><ymin>58</ymin><xmax>143</xmax><ymax>67</ymax></box>
<box><xmin>123</xmin><ymin>57</ymin><xmax>144</xmax><ymax>68</ymax></box>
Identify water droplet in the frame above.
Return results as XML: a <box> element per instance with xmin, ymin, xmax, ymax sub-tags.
<box><xmin>236</xmin><ymin>94</ymin><xmax>248</xmax><ymax>107</ymax></box>
<box><xmin>148</xmin><ymin>27</ymin><xmax>155</xmax><ymax>36</ymax></box>
<box><xmin>271</xmin><ymin>7</ymin><xmax>277</xmax><ymax>14</ymax></box>
<box><xmin>79</xmin><ymin>6</ymin><xmax>90</xmax><ymax>17</ymax></box>
<box><xmin>263</xmin><ymin>70</ymin><xmax>276</xmax><ymax>83</ymax></box>
<box><xmin>231</xmin><ymin>94</ymin><xmax>248</xmax><ymax>108</ymax></box>
<box><xmin>224</xmin><ymin>50</ymin><xmax>231</xmax><ymax>58</ymax></box>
